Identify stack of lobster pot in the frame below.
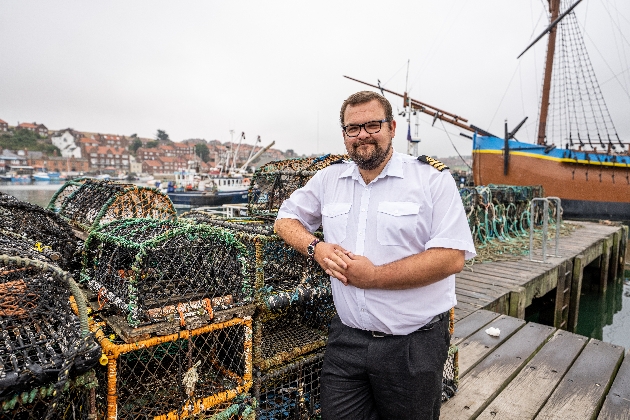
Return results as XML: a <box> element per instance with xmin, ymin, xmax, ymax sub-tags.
<box><xmin>80</xmin><ymin>217</ymin><xmax>258</xmax><ymax>419</ymax></box>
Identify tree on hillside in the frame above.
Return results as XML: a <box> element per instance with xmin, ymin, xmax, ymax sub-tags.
<box><xmin>156</xmin><ymin>129</ymin><xmax>170</xmax><ymax>142</ymax></box>
<box><xmin>145</xmin><ymin>140</ymin><xmax>159</xmax><ymax>148</ymax></box>
<box><xmin>129</xmin><ymin>138</ymin><xmax>143</xmax><ymax>155</ymax></box>
<box><xmin>195</xmin><ymin>143</ymin><xmax>210</xmax><ymax>163</ymax></box>
<box><xmin>0</xmin><ymin>129</ymin><xmax>60</xmax><ymax>155</ymax></box>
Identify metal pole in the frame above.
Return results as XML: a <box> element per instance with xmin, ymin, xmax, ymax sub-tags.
<box><xmin>547</xmin><ymin>197</ymin><xmax>562</xmax><ymax>257</ymax></box>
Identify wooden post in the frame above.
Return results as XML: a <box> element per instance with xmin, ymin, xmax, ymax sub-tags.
<box><xmin>609</xmin><ymin>231</ymin><xmax>620</xmax><ymax>281</ymax></box>
<box><xmin>620</xmin><ymin>225</ymin><xmax>628</xmax><ymax>269</ymax></box>
<box><xmin>568</xmin><ymin>255</ymin><xmax>585</xmax><ymax>332</ymax></box>
<box><xmin>509</xmin><ymin>286</ymin><xmax>527</xmax><ymax>319</ymax></box>
<box><xmin>599</xmin><ymin>239</ymin><xmax>611</xmax><ymax>292</ymax></box>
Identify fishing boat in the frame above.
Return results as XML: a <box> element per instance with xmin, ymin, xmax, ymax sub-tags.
<box><xmin>166</xmin><ymin>173</ymin><xmax>250</xmax><ymax>208</ymax></box>
<box><xmin>166</xmin><ymin>138</ymin><xmax>276</xmax><ymax>209</ymax></box>
<box><xmin>346</xmin><ymin>0</ymin><xmax>630</xmax><ymax>221</ymax></box>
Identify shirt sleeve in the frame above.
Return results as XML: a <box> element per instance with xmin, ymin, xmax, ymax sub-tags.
<box><xmin>275</xmin><ymin>171</ymin><xmax>324</xmax><ymax>233</ymax></box>
<box><xmin>424</xmin><ymin>171</ymin><xmax>476</xmax><ymax>260</ymax></box>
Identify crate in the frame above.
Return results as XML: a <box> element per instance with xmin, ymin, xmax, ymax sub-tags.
<box><xmin>91</xmin><ymin>314</ymin><xmax>253</xmax><ymax>420</ymax></box>
<box><xmin>0</xmin><ymin>255</ymin><xmax>100</xmax><ymax>419</ymax></box>
<box><xmin>81</xmin><ymin>218</ymin><xmax>255</xmax><ymax>329</ymax></box>
<box><xmin>253</xmin><ymin>350</ymin><xmax>325</xmax><ymax>420</ymax></box>
<box><xmin>247</xmin><ymin>154</ymin><xmax>347</xmax><ymax>218</ymax></box>
<box><xmin>0</xmin><ymin>192</ymin><xmax>79</xmax><ymax>271</ymax></box>
<box><xmin>54</xmin><ymin>179</ymin><xmax>175</xmax><ymax>233</ymax></box>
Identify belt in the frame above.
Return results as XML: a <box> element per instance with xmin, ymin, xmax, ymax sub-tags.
<box><xmin>370</xmin><ymin>311</ymin><xmax>448</xmax><ymax>338</ymax></box>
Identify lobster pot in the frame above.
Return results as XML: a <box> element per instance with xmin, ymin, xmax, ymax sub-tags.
<box><xmin>253</xmin><ymin>350</ymin><xmax>325</xmax><ymax>420</ymax></box>
<box><xmin>179</xmin><ymin>214</ymin><xmax>329</xmax><ymax>311</ymax></box>
<box><xmin>0</xmin><ymin>256</ymin><xmax>101</xmax><ymax>418</ymax></box>
<box><xmin>254</xmin><ymin>294</ymin><xmax>335</xmax><ymax>371</ymax></box>
<box><xmin>247</xmin><ymin>154</ymin><xmax>346</xmax><ymax>217</ymax></box>
<box><xmin>55</xmin><ymin>179</ymin><xmax>175</xmax><ymax>232</ymax></box>
<box><xmin>1</xmin><ymin>370</ymin><xmax>97</xmax><ymax>420</ymax></box>
<box><xmin>47</xmin><ymin>177</ymin><xmax>89</xmax><ymax>213</ymax></box>
<box><xmin>0</xmin><ymin>193</ymin><xmax>78</xmax><ymax>271</ymax></box>
<box><xmin>93</xmin><ymin>315</ymin><xmax>253</xmax><ymax>420</ymax></box>
<box><xmin>82</xmin><ymin>218</ymin><xmax>255</xmax><ymax>328</ymax></box>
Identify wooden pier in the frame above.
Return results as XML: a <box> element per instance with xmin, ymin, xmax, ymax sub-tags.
<box><xmin>444</xmin><ymin>221</ymin><xmax>629</xmax><ymax>419</ymax></box>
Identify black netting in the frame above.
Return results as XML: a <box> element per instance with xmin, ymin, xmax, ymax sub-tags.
<box><xmin>0</xmin><ymin>256</ymin><xmax>101</xmax><ymax>419</ymax></box>
<box><xmin>0</xmin><ymin>192</ymin><xmax>78</xmax><ymax>271</ymax></box>
<box><xmin>247</xmin><ymin>154</ymin><xmax>347</xmax><ymax>218</ymax></box>
<box><xmin>0</xmin><ymin>370</ymin><xmax>97</xmax><ymax>420</ymax></box>
<box><xmin>47</xmin><ymin>178</ymin><xmax>89</xmax><ymax>213</ymax></box>
<box><xmin>253</xmin><ymin>350</ymin><xmax>324</xmax><ymax>420</ymax></box>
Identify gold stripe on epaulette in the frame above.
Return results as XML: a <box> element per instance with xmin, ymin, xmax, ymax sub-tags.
<box><xmin>417</xmin><ymin>155</ymin><xmax>449</xmax><ymax>171</ymax></box>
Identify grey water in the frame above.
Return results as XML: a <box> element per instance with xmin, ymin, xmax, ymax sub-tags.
<box><xmin>2</xmin><ymin>182</ymin><xmax>629</xmax><ymax>350</ymax></box>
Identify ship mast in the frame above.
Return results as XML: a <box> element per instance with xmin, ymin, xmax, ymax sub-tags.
<box><xmin>537</xmin><ymin>0</ymin><xmax>561</xmax><ymax>145</ymax></box>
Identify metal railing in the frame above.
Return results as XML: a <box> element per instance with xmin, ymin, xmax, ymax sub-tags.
<box><xmin>529</xmin><ymin>197</ymin><xmax>562</xmax><ymax>263</ymax></box>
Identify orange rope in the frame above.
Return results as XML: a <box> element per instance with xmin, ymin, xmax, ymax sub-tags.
<box><xmin>202</xmin><ymin>298</ymin><xmax>213</xmax><ymax>320</ymax></box>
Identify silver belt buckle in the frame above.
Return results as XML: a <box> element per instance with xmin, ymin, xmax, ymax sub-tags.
<box><xmin>372</xmin><ymin>331</ymin><xmax>387</xmax><ymax>338</ymax></box>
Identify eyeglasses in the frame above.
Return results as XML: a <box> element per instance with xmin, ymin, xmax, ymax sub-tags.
<box><xmin>342</xmin><ymin>119</ymin><xmax>390</xmax><ymax>137</ymax></box>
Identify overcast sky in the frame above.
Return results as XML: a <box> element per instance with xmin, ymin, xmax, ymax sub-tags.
<box><xmin>1</xmin><ymin>0</ymin><xmax>629</xmax><ymax>158</ymax></box>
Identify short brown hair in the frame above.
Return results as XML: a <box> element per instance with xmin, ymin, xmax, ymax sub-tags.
<box><xmin>339</xmin><ymin>91</ymin><xmax>394</xmax><ymax>127</ymax></box>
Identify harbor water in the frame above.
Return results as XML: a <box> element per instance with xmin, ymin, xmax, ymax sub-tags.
<box><xmin>1</xmin><ymin>182</ymin><xmax>628</xmax><ymax>349</ymax></box>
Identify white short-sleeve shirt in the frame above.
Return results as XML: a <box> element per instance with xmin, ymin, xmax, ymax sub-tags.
<box><xmin>276</xmin><ymin>150</ymin><xmax>476</xmax><ymax>335</ymax></box>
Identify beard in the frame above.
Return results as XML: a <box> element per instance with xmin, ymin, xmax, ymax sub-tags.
<box><xmin>348</xmin><ymin>139</ymin><xmax>392</xmax><ymax>170</ymax></box>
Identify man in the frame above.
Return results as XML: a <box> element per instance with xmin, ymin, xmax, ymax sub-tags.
<box><xmin>274</xmin><ymin>91</ymin><xmax>476</xmax><ymax>419</ymax></box>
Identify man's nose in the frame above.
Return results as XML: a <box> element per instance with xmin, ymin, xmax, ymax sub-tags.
<box><xmin>356</xmin><ymin>126</ymin><xmax>370</xmax><ymax>138</ymax></box>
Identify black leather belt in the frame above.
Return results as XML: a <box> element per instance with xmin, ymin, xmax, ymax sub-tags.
<box><xmin>370</xmin><ymin>311</ymin><xmax>448</xmax><ymax>338</ymax></box>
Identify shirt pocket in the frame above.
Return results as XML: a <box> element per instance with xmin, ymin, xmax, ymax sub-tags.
<box><xmin>377</xmin><ymin>201</ymin><xmax>421</xmax><ymax>246</ymax></box>
<box><xmin>321</xmin><ymin>202</ymin><xmax>352</xmax><ymax>244</ymax></box>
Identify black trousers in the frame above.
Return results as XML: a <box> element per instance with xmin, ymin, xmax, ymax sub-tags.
<box><xmin>320</xmin><ymin>314</ymin><xmax>450</xmax><ymax>420</ymax></box>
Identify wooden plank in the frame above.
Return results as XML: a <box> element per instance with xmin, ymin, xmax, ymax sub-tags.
<box><xmin>598</xmin><ymin>350</ymin><xmax>630</xmax><ymax>420</ymax></box>
<box><xmin>440</xmin><ymin>322</ymin><xmax>556</xmax><ymax>420</ymax></box>
<box><xmin>457</xmin><ymin>315</ymin><xmax>526</xmax><ymax>377</ymax></box>
<box><xmin>476</xmin><ymin>330</ymin><xmax>587</xmax><ymax>420</ymax></box>
<box><xmin>536</xmin><ymin>339</ymin><xmax>625</xmax><ymax>420</ymax></box>
<box><xmin>453</xmin><ymin>310</ymin><xmax>501</xmax><ymax>345</ymax></box>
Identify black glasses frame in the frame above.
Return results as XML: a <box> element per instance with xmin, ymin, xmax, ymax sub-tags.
<box><xmin>342</xmin><ymin>119</ymin><xmax>390</xmax><ymax>137</ymax></box>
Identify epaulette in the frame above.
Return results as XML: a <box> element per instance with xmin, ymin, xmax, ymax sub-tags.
<box><xmin>329</xmin><ymin>158</ymin><xmax>346</xmax><ymax>165</ymax></box>
<box><xmin>417</xmin><ymin>155</ymin><xmax>449</xmax><ymax>171</ymax></box>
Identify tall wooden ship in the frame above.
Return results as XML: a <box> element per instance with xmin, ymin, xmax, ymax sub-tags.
<box><xmin>346</xmin><ymin>0</ymin><xmax>630</xmax><ymax>221</ymax></box>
